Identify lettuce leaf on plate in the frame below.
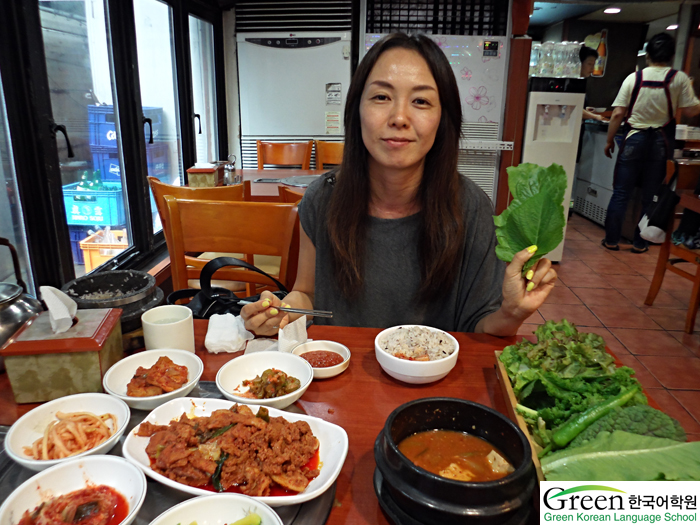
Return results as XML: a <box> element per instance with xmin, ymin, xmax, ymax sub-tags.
<box><xmin>541</xmin><ymin>430</ymin><xmax>700</xmax><ymax>481</ymax></box>
<box><xmin>494</xmin><ymin>163</ymin><xmax>568</xmax><ymax>273</ymax></box>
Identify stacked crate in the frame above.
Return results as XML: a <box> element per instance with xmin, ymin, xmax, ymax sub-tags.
<box><xmin>62</xmin><ymin>105</ymin><xmax>169</xmax><ymax>266</ymax></box>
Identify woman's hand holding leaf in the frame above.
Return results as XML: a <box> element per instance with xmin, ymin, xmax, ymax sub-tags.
<box><xmin>501</xmin><ymin>246</ymin><xmax>557</xmax><ymax>322</ymax></box>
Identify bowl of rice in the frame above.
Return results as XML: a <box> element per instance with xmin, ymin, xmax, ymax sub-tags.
<box><xmin>374</xmin><ymin>325</ymin><xmax>459</xmax><ymax>384</ymax></box>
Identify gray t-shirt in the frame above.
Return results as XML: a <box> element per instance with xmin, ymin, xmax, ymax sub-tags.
<box><xmin>298</xmin><ymin>174</ymin><xmax>505</xmax><ymax>332</ymax></box>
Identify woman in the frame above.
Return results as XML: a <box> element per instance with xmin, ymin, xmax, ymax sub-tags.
<box><xmin>242</xmin><ymin>33</ymin><xmax>556</xmax><ymax>336</ymax></box>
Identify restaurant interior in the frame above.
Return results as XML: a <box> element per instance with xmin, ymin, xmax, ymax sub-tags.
<box><xmin>2</xmin><ymin>0</ymin><xmax>700</xmax><ymax>523</ymax></box>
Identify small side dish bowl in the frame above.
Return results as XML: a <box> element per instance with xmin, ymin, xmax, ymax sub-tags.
<box><xmin>148</xmin><ymin>493</ymin><xmax>283</xmax><ymax>525</ymax></box>
<box><xmin>374</xmin><ymin>325</ymin><xmax>459</xmax><ymax>384</ymax></box>
<box><xmin>5</xmin><ymin>392</ymin><xmax>130</xmax><ymax>471</ymax></box>
<box><xmin>0</xmin><ymin>456</ymin><xmax>146</xmax><ymax>525</ymax></box>
<box><xmin>102</xmin><ymin>349</ymin><xmax>204</xmax><ymax>410</ymax></box>
<box><xmin>292</xmin><ymin>340</ymin><xmax>351</xmax><ymax>379</ymax></box>
<box><xmin>215</xmin><ymin>351</ymin><xmax>313</xmax><ymax>409</ymax></box>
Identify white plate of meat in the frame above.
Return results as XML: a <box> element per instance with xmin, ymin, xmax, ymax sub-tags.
<box><xmin>103</xmin><ymin>349</ymin><xmax>203</xmax><ymax>410</ymax></box>
<box><xmin>121</xmin><ymin>397</ymin><xmax>349</xmax><ymax>507</ymax></box>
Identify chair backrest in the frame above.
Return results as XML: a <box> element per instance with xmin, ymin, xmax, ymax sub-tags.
<box><xmin>257</xmin><ymin>140</ymin><xmax>312</xmax><ymax>170</ymax></box>
<box><xmin>279</xmin><ymin>186</ymin><xmax>305</xmax><ymax>203</ymax></box>
<box><xmin>148</xmin><ymin>176</ymin><xmax>245</xmax><ymax>236</ymax></box>
<box><xmin>314</xmin><ymin>140</ymin><xmax>344</xmax><ymax>169</ymax></box>
<box><xmin>163</xmin><ymin>196</ymin><xmax>298</xmax><ymax>295</ymax></box>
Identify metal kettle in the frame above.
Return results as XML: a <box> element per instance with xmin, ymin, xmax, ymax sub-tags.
<box><xmin>0</xmin><ymin>238</ymin><xmax>43</xmax><ymax>351</ymax></box>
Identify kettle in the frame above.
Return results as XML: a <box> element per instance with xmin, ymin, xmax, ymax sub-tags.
<box><xmin>0</xmin><ymin>238</ymin><xmax>43</xmax><ymax>353</ymax></box>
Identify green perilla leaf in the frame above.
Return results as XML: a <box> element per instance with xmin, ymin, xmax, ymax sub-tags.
<box><xmin>493</xmin><ymin>163</ymin><xmax>567</xmax><ymax>272</ymax></box>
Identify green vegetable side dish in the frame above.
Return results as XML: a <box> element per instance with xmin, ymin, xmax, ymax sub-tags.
<box><xmin>493</xmin><ymin>163</ymin><xmax>568</xmax><ymax>274</ymax></box>
<box><xmin>498</xmin><ymin>319</ymin><xmax>697</xmax><ymax>480</ymax></box>
<box><xmin>242</xmin><ymin>368</ymin><xmax>301</xmax><ymax>399</ymax></box>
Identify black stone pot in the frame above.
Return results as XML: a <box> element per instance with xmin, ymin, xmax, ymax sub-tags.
<box><xmin>374</xmin><ymin>397</ymin><xmax>536</xmax><ymax>525</ymax></box>
<box><xmin>62</xmin><ymin>270</ymin><xmax>163</xmax><ymax>333</ymax></box>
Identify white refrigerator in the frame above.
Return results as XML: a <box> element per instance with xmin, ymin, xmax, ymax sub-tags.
<box><xmin>521</xmin><ymin>77</ymin><xmax>586</xmax><ymax>261</ymax></box>
<box><xmin>237</xmin><ymin>32</ymin><xmax>352</xmax><ymax>167</ymax></box>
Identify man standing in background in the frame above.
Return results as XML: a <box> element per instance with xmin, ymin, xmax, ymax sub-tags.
<box><xmin>602</xmin><ymin>33</ymin><xmax>700</xmax><ymax>253</ymax></box>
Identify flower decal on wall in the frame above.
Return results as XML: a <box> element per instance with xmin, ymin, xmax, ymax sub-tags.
<box><xmin>466</xmin><ymin>86</ymin><xmax>490</xmax><ymax>110</ymax></box>
<box><xmin>431</xmin><ymin>36</ymin><xmax>448</xmax><ymax>49</ymax></box>
<box><xmin>478</xmin><ymin>116</ymin><xmax>496</xmax><ymax>123</ymax></box>
<box><xmin>461</xmin><ymin>67</ymin><xmax>472</xmax><ymax>81</ymax></box>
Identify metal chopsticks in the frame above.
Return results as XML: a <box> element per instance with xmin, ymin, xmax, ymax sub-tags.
<box><xmin>237</xmin><ymin>300</ymin><xmax>333</xmax><ymax>318</ymax></box>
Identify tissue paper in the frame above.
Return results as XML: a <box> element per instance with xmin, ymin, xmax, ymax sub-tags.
<box><xmin>278</xmin><ymin>316</ymin><xmax>308</xmax><ymax>353</ymax></box>
<box><xmin>205</xmin><ymin>313</ymin><xmax>254</xmax><ymax>353</ymax></box>
<box><xmin>40</xmin><ymin>286</ymin><xmax>77</xmax><ymax>334</ymax></box>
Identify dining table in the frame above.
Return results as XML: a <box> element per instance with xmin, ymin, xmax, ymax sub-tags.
<box><xmin>0</xmin><ymin>320</ymin><xmax>534</xmax><ymax>524</ymax></box>
<box><xmin>241</xmin><ymin>168</ymin><xmax>328</xmax><ymax>201</ymax></box>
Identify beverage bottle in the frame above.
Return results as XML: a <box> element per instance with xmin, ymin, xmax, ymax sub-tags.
<box><xmin>93</xmin><ymin>170</ymin><xmax>103</xmax><ymax>191</ymax></box>
<box><xmin>78</xmin><ymin>171</ymin><xmax>88</xmax><ymax>191</ymax></box>
<box><xmin>593</xmin><ymin>30</ymin><xmax>607</xmax><ymax>76</ymax></box>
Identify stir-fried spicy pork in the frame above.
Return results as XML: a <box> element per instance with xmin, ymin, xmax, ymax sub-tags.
<box><xmin>136</xmin><ymin>404</ymin><xmax>319</xmax><ymax>496</ymax></box>
<box><xmin>127</xmin><ymin>356</ymin><xmax>188</xmax><ymax>397</ymax></box>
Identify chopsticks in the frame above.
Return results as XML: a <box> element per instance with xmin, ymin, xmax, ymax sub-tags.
<box><xmin>237</xmin><ymin>300</ymin><xmax>333</xmax><ymax>318</ymax></box>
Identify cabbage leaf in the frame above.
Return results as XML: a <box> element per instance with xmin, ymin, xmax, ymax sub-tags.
<box><xmin>493</xmin><ymin>163</ymin><xmax>567</xmax><ymax>272</ymax></box>
<box><xmin>541</xmin><ymin>430</ymin><xmax>700</xmax><ymax>481</ymax></box>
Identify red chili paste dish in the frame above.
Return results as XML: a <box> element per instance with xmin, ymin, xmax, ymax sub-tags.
<box><xmin>300</xmin><ymin>350</ymin><xmax>345</xmax><ymax>368</ymax></box>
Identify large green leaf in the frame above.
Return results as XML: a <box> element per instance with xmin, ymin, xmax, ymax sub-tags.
<box><xmin>494</xmin><ymin>163</ymin><xmax>567</xmax><ymax>272</ymax></box>
<box><xmin>541</xmin><ymin>431</ymin><xmax>700</xmax><ymax>481</ymax></box>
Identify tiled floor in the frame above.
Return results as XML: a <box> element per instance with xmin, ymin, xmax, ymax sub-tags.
<box><xmin>517</xmin><ymin>213</ymin><xmax>700</xmax><ymax>441</ymax></box>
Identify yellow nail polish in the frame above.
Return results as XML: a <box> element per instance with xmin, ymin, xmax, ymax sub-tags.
<box><xmin>282</xmin><ymin>303</ymin><xmax>290</xmax><ymax>308</ymax></box>
<box><xmin>262</xmin><ymin>300</ymin><xmax>270</xmax><ymax>308</ymax></box>
<box><xmin>525</xmin><ymin>270</ymin><xmax>534</xmax><ymax>280</ymax></box>
<box><xmin>526</xmin><ymin>245</ymin><xmax>538</xmax><ymax>254</ymax></box>
<box><xmin>526</xmin><ymin>281</ymin><xmax>535</xmax><ymax>292</ymax></box>
<box><xmin>269</xmin><ymin>308</ymin><xmax>279</xmax><ymax>316</ymax></box>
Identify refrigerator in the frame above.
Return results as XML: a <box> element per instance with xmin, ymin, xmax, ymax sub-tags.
<box><xmin>521</xmin><ymin>77</ymin><xmax>586</xmax><ymax>261</ymax></box>
<box><xmin>364</xmin><ymin>34</ymin><xmax>511</xmax><ymax>201</ymax></box>
<box><xmin>236</xmin><ymin>32</ymin><xmax>352</xmax><ymax>168</ymax></box>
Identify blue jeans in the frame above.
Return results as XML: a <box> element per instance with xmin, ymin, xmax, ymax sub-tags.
<box><xmin>604</xmin><ymin>129</ymin><xmax>668</xmax><ymax>249</ymax></box>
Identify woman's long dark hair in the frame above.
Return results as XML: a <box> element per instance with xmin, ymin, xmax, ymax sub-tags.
<box><xmin>327</xmin><ymin>33</ymin><xmax>465</xmax><ymax>303</ymax></box>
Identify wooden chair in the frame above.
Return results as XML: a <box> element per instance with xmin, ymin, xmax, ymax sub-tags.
<box><xmin>279</xmin><ymin>186</ymin><xmax>305</xmax><ymax>203</ymax></box>
<box><xmin>276</xmin><ymin>186</ymin><xmax>305</xmax><ymax>288</ymax></box>
<box><xmin>148</xmin><ymin>176</ymin><xmax>279</xmax><ymax>291</ymax></box>
<box><xmin>314</xmin><ymin>140</ymin><xmax>344</xmax><ymax>169</ymax></box>
<box><xmin>257</xmin><ymin>140</ymin><xmax>312</xmax><ymax>170</ymax></box>
<box><xmin>644</xmin><ymin>160</ymin><xmax>700</xmax><ymax>333</ymax></box>
<box><xmin>163</xmin><ymin>196</ymin><xmax>298</xmax><ymax>297</ymax></box>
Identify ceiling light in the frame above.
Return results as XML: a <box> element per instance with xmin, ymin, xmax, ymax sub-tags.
<box><xmin>667</xmin><ymin>24</ymin><xmax>678</xmax><ymax>30</ymax></box>
<box><xmin>604</xmin><ymin>7</ymin><xmax>621</xmax><ymax>14</ymax></box>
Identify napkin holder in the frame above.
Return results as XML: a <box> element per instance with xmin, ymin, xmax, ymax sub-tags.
<box><xmin>187</xmin><ymin>164</ymin><xmax>223</xmax><ymax>187</ymax></box>
<box><xmin>0</xmin><ymin>308</ymin><xmax>123</xmax><ymax>403</ymax></box>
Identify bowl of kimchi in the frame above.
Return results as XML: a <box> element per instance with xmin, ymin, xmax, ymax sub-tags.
<box><xmin>0</xmin><ymin>455</ymin><xmax>146</xmax><ymax>525</ymax></box>
<box><xmin>102</xmin><ymin>349</ymin><xmax>204</xmax><ymax>410</ymax></box>
<box><xmin>4</xmin><ymin>392</ymin><xmax>130</xmax><ymax>471</ymax></box>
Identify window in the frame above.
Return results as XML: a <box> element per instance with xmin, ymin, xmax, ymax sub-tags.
<box><xmin>0</xmin><ymin>0</ymin><xmax>226</xmax><ymax>289</ymax></box>
<box><xmin>0</xmin><ymin>71</ymin><xmax>35</xmax><ymax>296</ymax></box>
<box><xmin>39</xmin><ymin>0</ymin><xmax>133</xmax><ymax>275</ymax></box>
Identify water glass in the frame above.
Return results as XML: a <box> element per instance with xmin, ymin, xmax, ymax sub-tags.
<box><xmin>142</xmin><ymin>305</ymin><xmax>195</xmax><ymax>352</ymax></box>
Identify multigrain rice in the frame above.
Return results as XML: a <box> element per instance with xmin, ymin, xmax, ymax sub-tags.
<box><xmin>379</xmin><ymin>326</ymin><xmax>455</xmax><ymax>361</ymax></box>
